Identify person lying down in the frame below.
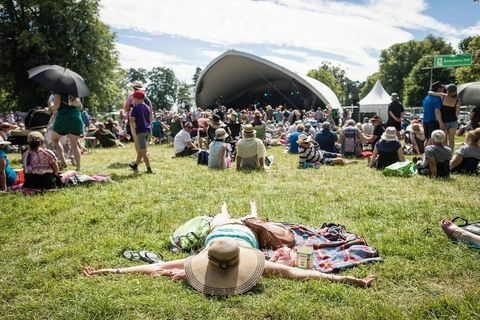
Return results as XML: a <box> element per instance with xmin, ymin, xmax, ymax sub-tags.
<box><xmin>84</xmin><ymin>202</ymin><xmax>374</xmax><ymax>296</ymax></box>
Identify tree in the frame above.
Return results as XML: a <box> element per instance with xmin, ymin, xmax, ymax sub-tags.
<box><xmin>378</xmin><ymin>35</ymin><xmax>454</xmax><ymax>97</ymax></box>
<box><xmin>307</xmin><ymin>62</ymin><xmax>348</xmax><ymax>105</ymax></box>
<box><xmin>456</xmin><ymin>36</ymin><xmax>480</xmax><ymax>84</ymax></box>
<box><xmin>192</xmin><ymin>67</ymin><xmax>202</xmax><ymax>85</ymax></box>
<box><xmin>146</xmin><ymin>67</ymin><xmax>178</xmax><ymax>110</ymax></box>
<box><xmin>126</xmin><ymin>68</ymin><xmax>148</xmax><ymax>85</ymax></box>
<box><xmin>0</xmin><ymin>0</ymin><xmax>120</xmax><ymax>112</ymax></box>
<box><xmin>403</xmin><ymin>56</ymin><xmax>455</xmax><ymax>107</ymax></box>
<box><xmin>177</xmin><ymin>82</ymin><xmax>193</xmax><ymax>110</ymax></box>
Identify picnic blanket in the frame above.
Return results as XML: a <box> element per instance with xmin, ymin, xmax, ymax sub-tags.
<box><xmin>10</xmin><ymin>172</ymin><xmax>111</xmax><ymax>195</ymax></box>
<box><xmin>263</xmin><ymin>223</ymin><xmax>382</xmax><ymax>273</ymax></box>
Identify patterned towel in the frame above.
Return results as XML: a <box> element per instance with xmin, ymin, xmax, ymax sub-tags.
<box><xmin>263</xmin><ymin>223</ymin><xmax>382</xmax><ymax>273</ymax></box>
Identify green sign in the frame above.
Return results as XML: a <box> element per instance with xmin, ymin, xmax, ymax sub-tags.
<box><xmin>433</xmin><ymin>54</ymin><xmax>472</xmax><ymax>67</ymax></box>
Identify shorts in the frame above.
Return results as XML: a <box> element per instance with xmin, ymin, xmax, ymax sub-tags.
<box><xmin>444</xmin><ymin>121</ymin><xmax>458</xmax><ymax>129</ymax></box>
<box><xmin>386</xmin><ymin>121</ymin><xmax>401</xmax><ymax>131</ymax></box>
<box><xmin>137</xmin><ymin>132</ymin><xmax>150</xmax><ymax>150</ymax></box>
<box><xmin>322</xmin><ymin>151</ymin><xmax>337</xmax><ymax>159</ymax></box>
<box><xmin>424</xmin><ymin>121</ymin><xmax>439</xmax><ymax>139</ymax></box>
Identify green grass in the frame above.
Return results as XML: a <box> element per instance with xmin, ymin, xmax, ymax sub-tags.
<box><xmin>1</xmin><ymin>142</ymin><xmax>479</xmax><ymax>319</ymax></box>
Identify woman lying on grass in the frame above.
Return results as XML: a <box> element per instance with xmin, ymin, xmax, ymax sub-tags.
<box><xmin>84</xmin><ymin>202</ymin><xmax>374</xmax><ymax>296</ymax></box>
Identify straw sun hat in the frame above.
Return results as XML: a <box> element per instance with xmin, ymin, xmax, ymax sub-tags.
<box><xmin>296</xmin><ymin>134</ymin><xmax>312</xmax><ymax>145</ymax></box>
<box><xmin>184</xmin><ymin>238</ymin><xmax>265</xmax><ymax>296</ymax></box>
<box><xmin>242</xmin><ymin>124</ymin><xmax>256</xmax><ymax>135</ymax></box>
<box><xmin>0</xmin><ymin>136</ymin><xmax>11</xmax><ymax>145</ymax></box>
<box><xmin>214</xmin><ymin>128</ymin><xmax>229</xmax><ymax>140</ymax></box>
<box><xmin>381</xmin><ymin>126</ymin><xmax>398</xmax><ymax>141</ymax></box>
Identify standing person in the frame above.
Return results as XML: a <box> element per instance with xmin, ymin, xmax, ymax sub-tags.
<box><xmin>128</xmin><ymin>91</ymin><xmax>153</xmax><ymax>174</ymax></box>
<box><xmin>429</xmin><ymin>84</ymin><xmax>461</xmax><ymax>152</ymax></box>
<box><xmin>422</xmin><ymin>81</ymin><xmax>443</xmax><ymax>146</ymax></box>
<box><xmin>386</xmin><ymin>93</ymin><xmax>404</xmax><ymax>139</ymax></box>
<box><xmin>236</xmin><ymin>124</ymin><xmax>266</xmax><ymax>170</ymax></box>
<box><xmin>124</xmin><ymin>81</ymin><xmax>152</xmax><ymax>144</ymax></box>
<box><xmin>174</xmin><ymin>122</ymin><xmax>199</xmax><ymax>157</ymax></box>
<box><xmin>51</xmin><ymin>94</ymin><xmax>83</xmax><ymax>170</ymax></box>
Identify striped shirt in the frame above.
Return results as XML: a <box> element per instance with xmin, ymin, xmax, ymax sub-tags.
<box><xmin>298</xmin><ymin>143</ymin><xmax>323</xmax><ymax>166</ymax></box>
<box><xmin>204</xmin><ymin>224</ymin><xmax>259</xmax><ymax>249</ymax></box>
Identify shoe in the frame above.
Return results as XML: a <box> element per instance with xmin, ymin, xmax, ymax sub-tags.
<box><xmin>146</xmin><ymin>168</ymin><xmax>153</xmax><ymax>174</ymax></box>
<box><xmin>128</xmin><ymin>162</ymin><xmax>138</xmax><ymax>171</ymax></box>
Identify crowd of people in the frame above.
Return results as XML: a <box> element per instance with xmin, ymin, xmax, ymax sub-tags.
<box><xmin>1</xmin><ymin>81</ymin><xmax>479</xmax><ymax>192</ymax></box>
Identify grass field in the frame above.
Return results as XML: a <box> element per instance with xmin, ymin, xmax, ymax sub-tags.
<box><xmin>1</xmin><ymin>142</ymin><xmax>479</xmax><ymax>319</ymax></box>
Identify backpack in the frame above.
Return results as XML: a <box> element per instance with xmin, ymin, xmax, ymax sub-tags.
<box><xmin>197</xmin><ymin>150</ymin><xmax>209</xmax><ymax>165</ymax></box>
<box><xmin>170</xmin><ymin>216</ymin><xmax>212</xmax><ymax>251</ymax></box>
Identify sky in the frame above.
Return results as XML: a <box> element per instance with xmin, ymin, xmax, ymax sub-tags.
<box><xmin>99</xmin><ymin>0</ymin><xmax>480</xmax><ymax>83</ymax></box>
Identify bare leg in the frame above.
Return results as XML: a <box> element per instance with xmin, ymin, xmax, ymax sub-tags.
<box><xmin>83</xmin><ymin>259</ymin><xmax>186</xmax><ymax>277</ymax></box>
<box><xmin>141</xmin><ymin>149</ymin><xmax>150</xmax><ymax>168</ymax></box>
<box><xmin>447</xmin><ymin>128</ymin><xmax>456</xmax><ymax>152</ymax></box>
<box><xmin>210</xmin><ymin>202</ymin><xmax>231</xmax><ymax>229</ymax></box>
<box><xmin>263</xmin><ymin>261</ymin><xmax>375</xmax><ymax>287</ymax></box>
<box><xmin>52</xmin><ymin>132</ymin><xmax>67</xmax><ymax>168</ymax></box>
<box><xmin>67</xmin><ymin>134</ymin><xmax>81</xmax><ymax>171</ymax></box>
<box><xmin>243</xmin><ymin>200</ymin><xmax>258</xmax><ymax>219</ymax></box>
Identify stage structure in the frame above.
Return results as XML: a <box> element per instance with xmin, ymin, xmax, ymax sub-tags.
<box><xmin>195</xmin><ymin>50</ymin><xmax>341</xmax><ymax>110</ymax></box>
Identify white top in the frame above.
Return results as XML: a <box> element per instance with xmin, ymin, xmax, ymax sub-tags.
<box><xmin>174</xmin><ymin>129</ymin><xmax>192</xmax><ymax>154</ymax></box>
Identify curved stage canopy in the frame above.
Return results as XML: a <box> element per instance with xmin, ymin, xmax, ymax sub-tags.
<box><xmin>195</xmin><ymin>50</ymin><xmax>341</xmax><ymax>110</ymax></box>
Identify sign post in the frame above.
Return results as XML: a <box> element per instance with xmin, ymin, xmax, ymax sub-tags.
<box><xmin>433</xmin><ymin>54</ymin><xmax>473</xmax><ymax>68</ymax></box>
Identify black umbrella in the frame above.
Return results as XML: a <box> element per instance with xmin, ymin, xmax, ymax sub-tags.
<box><xmin>27</xmin><ymin>64</ymin><xmax>90</xmax><ymax>98</ymax></box>
<box><xmin>458</xmin><ymin>82</ymin><xmax>480</xmax><ymax>106</ymax></box>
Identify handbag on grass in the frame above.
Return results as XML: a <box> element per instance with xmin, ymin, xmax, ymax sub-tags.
<box><xmin>383</xmin><ymin>160</ymin><xmax>417</xmax><ymax>177</ymax></box>
<box><xmin>451</xmin><ymin>217</ymin><xmax>480</xmax><ymax>236</ymax></box>
<box><xmin>244</xmin><ymin>218</ymin><xmax>295</xmax><ymax>250</ymax></box>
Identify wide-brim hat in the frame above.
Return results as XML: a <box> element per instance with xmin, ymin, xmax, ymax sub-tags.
<box><xmin>297</xmin><ymin>134</ymin><xmax>312</xmax><ymax>144</ymax></box>
<box><xmin>243</xmin><ymin>124</ymin><xmax>256</xmax><ymax>135</ymax></box>
<box><xmin>227</xmin><ymin>113</ymin><xmax>237</xmax><ymax>121</ymax></box>
<box><xmin>1</xmin><ymin>122</ymin><xmax>18</xmax><ymax>130</ymax></box>
<box><xmin>215</xmin><ymin>128</ymin><xmax>229</xmax><ymax>139</ymax></box>
<box><xmin>0</xmin><ymin>136</ymin><xmax>11</xmax><ymax>145</ymax></box>
<box><xmin>27</xmin><ymin>131</ymin><xmax>44</xmax><ymax>142</ymax></box>
<box><xmin>185</xmin><ymin>239</ymin><xmax>265</xmax><ymax>296</ymax></box>
<box><xmin>381</xmin><ymin>126</ymin><xmax>398</xmax><ymax>141</ymax></box>
<box><xmin>131</xmin><ymin>81</ymin><xmax>144</xmax><ymax>90</ymax></box>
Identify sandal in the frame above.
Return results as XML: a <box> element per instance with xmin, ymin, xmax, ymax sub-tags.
<box><xmin>122</xmin><ymin>250</ymin><xmax>143</xmax><ymax>262</ymax></box>
<box><xmin>139</xmin><ymin>251</ymin><xmax>164</xmax><ymax>264</ymax></box>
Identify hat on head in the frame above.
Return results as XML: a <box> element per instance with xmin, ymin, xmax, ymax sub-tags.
<box><xmin>88</xmin><ymin>124</ymin><xmax>97</xmax><ymax>132</ymax></box>
<box><xmin>184</xmin><ymin>238</ymin><xmax>265</xmax><ymax>296</ymax></box>
<box><xmin>132</xmin><ymin>81</ymin><xmax>144</xmax><ymax>90</ymax></box>
<box><xmin>391</xmin><ymin>93</ymin><xmax>399</xmax><ymax>100</ymax></box>
<box><xmin>27</xmin><ymin>131</ymin><xmax>44</xmax><ymax>142</ymax></box>
<box><xmin>0</xmin><ymin>136</ymin><xmax>11</xmax><ymax>145</ymax></box>
<box><xmin>242</xmin><ymin>124</ymin><xmax>256</xmax><ymax>135</ymax></box>
<box><xmin>211</xmin><ymin>114</ymin><xmax>221</xmax><ymax>122</ymax></box>
<box><xmin>296</xmin><ymin>134</ymin><xmax>312</xmax><ymax>145</ymax></box>
<box><xmin>381</xmin><ymin>126</ymin><xmax>398</xmax><ymax>141</ymax></box>
<box><xmin>215</xmin><ymin>128</ymin><xmax>229</xmax><ymax>139</ymax></box>
<box><xmin>254</xmin><ymin>110</ymin><xmax>261</xmax><ymax>117</ymax></box>
<box><xmin>1</xmin><ymin>122</ymin><xmax>18</xmax><ymax>130</ymax></box>
<box><xmin>133</xmin><ymin>90</ymin><xmax>145</xmax><ymax>100</ymax></box>
<box><xmin>227</xmin><ymin>113</ymin><xmax>237</xmax><ymax>121</ymax></box>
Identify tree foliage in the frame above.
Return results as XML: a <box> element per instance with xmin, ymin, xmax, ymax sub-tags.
<box><xmin>403</xmin><ymin>56</ymin><xmax>455</xmax><ymax>107</ymax></box>
<box><xmin>0</xmin><ymin>0</ymin><xmax>120</xmax><ymax>112</ymax></box>
<box><xmin>192</xmin><ymin>67</ymin><xmax>202</xmax><ymax>86</ymax></box>
<box><xmin>126</xmin><ymin>68</ymin><xmax>148</xmax><ymax>84</ymax></box>
<box><xmin>177</xmin><ymin>82</ymin><xmax>193</xmax><ymax>110</ymax></box>
<box><xmin>455</xmin><ymin>36</ymin><xmax>480</xmax><ymax>84</ymax></box>
<box><xmin>146</xmin><ymin>67</ymin><xmax>178</xmax><ymax>110</ymax></box>
<box><xmin>307</xmin><ymin>62</ymin><xmax>349</xmax><ymax>105</ymax></box>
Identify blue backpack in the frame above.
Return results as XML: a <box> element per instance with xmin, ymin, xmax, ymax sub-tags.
<box><xmin>197</xmin><ymin>150</ymin><xmax>209</xmax><ymax>165</ymax></box>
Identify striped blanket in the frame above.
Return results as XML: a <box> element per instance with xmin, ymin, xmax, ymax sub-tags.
<box><xmin>263</xmin><ymin>223</ymin><xmax>382</xmax><ymax>273</ymax></box>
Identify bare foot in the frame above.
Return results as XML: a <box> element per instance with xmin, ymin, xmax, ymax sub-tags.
<box><xmin>249</xmin><ymin>200</ymin><xmax>257</xmax><ymax>217</ymax></box>
<box><xmin>220</xmin><ymin>202</ymin><xmax>228</xmax><ymax>215</ymax></box>
<box><xmin>358</xmin><ymin>275</ymin><xmax>375</xmax><ymax>287</ymax></box>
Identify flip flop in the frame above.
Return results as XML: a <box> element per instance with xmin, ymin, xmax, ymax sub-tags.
<box><xmin>139</xmin><ymin>251</ymin><xmax>164</xmax><ymax>264</ymax></box>
<box><xmin>122</xmin><ymin>250</ymin><xmax>143</xmax><ymax>262</ymax></box>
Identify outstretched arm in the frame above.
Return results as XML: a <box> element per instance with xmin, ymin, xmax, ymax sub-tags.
<box><xmin>83</xmin><ymin>259</ymin><xmax>186</xmax><ymax>277</ymax></box>
<box><xmin>263</xmin><ymin>261</ymin><xmax>374</xmax><ymax>287</ymax></box>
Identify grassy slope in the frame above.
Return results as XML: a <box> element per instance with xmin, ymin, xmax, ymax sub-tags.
<box><xmin>1</xmin><ymin>143</ymin><xmax>479</xmax><ymax>320</ymax></box>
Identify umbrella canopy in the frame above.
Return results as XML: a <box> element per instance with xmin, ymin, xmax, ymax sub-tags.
<box><xmin>458</xmin><ymin>82</ymin><xmax>480</xmax><ymax>106</ymax></box>
<box><xmin>27</xmin><ymin>65</ymin><xmax>90</xmax><ymax>98</ymax></box>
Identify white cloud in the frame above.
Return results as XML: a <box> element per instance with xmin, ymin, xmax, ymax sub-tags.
<box><xmin>101</xmin><ymin>0</ymin><xmax>478</xmax><ymax>81</ymax></box>
<box><xmin>115</xmin><ymin>43</ymin><xmax>197</xmax><ymax>82</ymax></box>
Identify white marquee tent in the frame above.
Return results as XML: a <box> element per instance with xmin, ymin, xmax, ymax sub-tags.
<box><xmin>359</xmin><ymin>80</ymin><xmax>391</xmax><ymax>121</ymax></box>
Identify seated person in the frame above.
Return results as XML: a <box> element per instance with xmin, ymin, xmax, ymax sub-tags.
<box><xmin>236</xmin><ymin>124</ymin><xmax>266</xmax><ymax>170</ymax></box>
<box><xmin>0</xmin><ymin>136</ymin><xmax>18</xmax><ymax>191</ymax></box>
<box><xmin>417</xmin><ymin>130</ymin><xmax>452</xmax><ymax>178</ymax></box>
<box><xmin>208</xmin><ymin>128</ymin><xmax>231</xmax><ymax>169</ymax></box>
<box><xmin>340</xmin><ymin>119</ymin><xmax>363</xmax><ymax>157</ymax></box>
<box><xmin>93</xmin><ymin>123</ymin><xmax>124</xmax><ymax>148</ymax></box>
<box><xmin>450</xmin><ymin>127</ymin><xmax>480</xmax><ymax>174</ymax></box>
<box><xmin>409</xmin><ymin>123</ymin><xmax>425</xmax><ymax>155</ymax></box>
<box><xmin>362</xmin><ymin>117</ymin><xmax>374</xmax><ymax>135</ymax></box>
<box><xmin>297</xmin><ymin>134</ymin><xmax>349</xmax><ymax>168</ymax></box>
<box><xmin>369</xmin><ymin>127</ymin><xmax>405</xmax><ymax>170</ymax></box>
<box><xmin>22</xmin><ymin>131</ymin><xmax>60</xmax><ymax>189</ymax></box>
<box><xmin>364</xmin><ymin>116</ymin><xmax>385</xmax><ymax>149</ymax></box>
<box><xmin>174</xmin><ymin>122</ymin><xmax>199</xmax><ymax>157</ymax></box>
<box><xmin>288</xmin><ymin>123</ymin><xmax>305</xmax><ymax>154</ymax></box>
<box><xmin>152</xmin><ymin>116</ymin><xmax>170</xmax><ymax>144</ymax></box>
<box><xmin>84</xmin><ymin>202</ymin><xmax>374</xmax><ymax>295</ymax></box>
<box><xmin>206</xmin><ymin>114</ymin><xmax>230</xmax><ymax>143</ymax></box>
<box><xmin>169</xmin><ymin>114</ymin><xmax>183</xmax><ymax>141</ymax></box>
<box><xmin>315</xmin><ymin>122</ymin><xmax>338</xmax><ymax>153</ymax></box>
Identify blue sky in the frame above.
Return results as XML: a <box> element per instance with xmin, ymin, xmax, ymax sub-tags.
<box><xmin>99</xmin><ymin>0</ymin><xmax>480</xmax><ymax>83</ymax></box>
